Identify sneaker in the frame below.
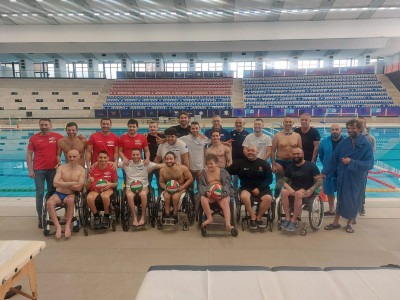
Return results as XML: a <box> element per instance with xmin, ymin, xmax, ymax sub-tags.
<box><xmin>38</xmin><ymin>220</ymin><xmax>43</xmax><ymax>229</ymax></box>
<box><xmin>257</xmin><ymin>220</ymin><xmax>267</xmax><ymax>228</ymax></box>
<box><xmin>101</xmin><ymin>216</ymin><xmax>110</xmax><ymax>229</ymax></box>
<box><xmin>286</xmin><ymin>221</ymin><xmax>297</xmax><ymax>232</ymax></box>
<box><xmin>280</xmin><ymin>219</ymin><xmax>290</xmax><ymax>229</ymax></box>
<box><xmin>359</xmin><ymin>206</ymin><xmax>366</xmax><ymax>216</ymax></box>
<box><xmin>94</xmin><ymin>216</ymin><xmax>101</xmax><ymax>230</ymax></box>
<box><xmin>249</xmin><ymin>219</ymin><xmax>257</xmax><ymax>230</ymax></box>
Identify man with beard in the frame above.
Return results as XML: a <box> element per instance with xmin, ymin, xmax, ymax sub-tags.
<box><xmin>318</xmin><ymin>124</ymin><xmax>345</xmax><ymax>216</ymax></box>
<box><xmin>270</xmin><ymin>116</ymin><xmax>302</xmax><ymax>198</ymax></box>
<box><xmin>47</xmin><ymin>149</ymin><xmax>85</xmax><ymax>239</ymax></box>
<box><xmin>56</xmin><ymin>122</ymin><xmax>87</xmax><ymax>168</ymax></box>
<box><xmin>172</xmin><ymin>111</ymin><xmax>191</xmax><ymax>137</ymax></box>
<box><xmin>242</xmin><ymin>118</ymin><xmax>272</xmax><ymax>161</ymax></box>
<box><xmin>226</xmin><ymin>145</ymin><xmax>273</xmax><ymax>230</ymax></box>
<box><xmin>280</xmin><ymin>147</ymin><xmax>322</xmax><ymax>231</ymax></box>
<box><xmin>119</xmin><ymin>148</ymin><xmax>165</xmax><ymax>226</ymax></box>
<box><xmin>154</xmin><ymin>127</ymin><xmax>189</xmax><ymax>168</ymax></box>
<box><xmin>322</xmin><ymin>119</ymin><xmax>373</xmax><ymax>234</ymax></box>
<box><xmin>205</xmin><ymin>130</ymin><xmax>232</xmax><ymax>168</ymax></box>
<box><xmin>86</xmin><ymin>118</ymin><xmax>119</xmax><ymax>170</ymax></box>
<box><xmin>159</xmin><ymin>152</ymin><xmax>193</xmax><ymax>221</ymax></box>
<box><xmin>27</xmin><ymin>118</ymin><xmax>63</xmax><ymax>228</ymax></box>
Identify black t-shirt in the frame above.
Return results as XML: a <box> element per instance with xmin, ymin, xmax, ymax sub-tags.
<box><xmin>284</xmin><ymin>160</ymin><xmax>320</xmax><ymax>191</ymax></box>
<box><xmin>226</xmin><ymin>158</ymin><xmax>272</xmax><ymax>190</ymax></box>
<box><xmin>294</xmin><ymin>127</ymin><xmax>321</xmax><ymax>161</ymax></box>
<box><xmin>331</xmin><ymin>136</ymin><xmax>344</xmax><ymax>151</ymax></box>
<box><xmin>230</xmin><ymin>129</ymin><xmax>250</xmax><ymax>160</ymax></box>
<box><xmin>147</xmin><ymin>133</ymin><xmax>166</xmax><ymax>161</ymax></box>
<box><xmin>172</xmin><ymin>125</ymin><xmax>191</xmax><ymax>138</ymax></box>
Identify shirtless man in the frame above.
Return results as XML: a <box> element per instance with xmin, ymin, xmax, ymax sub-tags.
<box><xmin>205</xmin><ymin>130</ymin><xmax>232</xmax><ymax>168</ymax></box>
<box><xmin>46</xmin><ymin>149</ymin><xmax>85</xmax><ymax>239</ymax></box>
<box><xmin>119</xmin><ymin>148</ymin><xmax>165</xmax><ymax>226</ymax></box>
<box><xmin>198</xmin><ymin>154</ymin><xmax>233</xmax><ymax>230</ymax></box>
<box><xmin>159</xmin><ymin>151</ymin><xmax>193</xmax><ymax>220</ymax></box>
<box><xmin>56</xmin><ymin>122</ymin><xmax>87</xmax><ymax>168</ymax></box>
<box><xmin>270</xmin><ymin>116</ymin><xmax>302</xmax><ymax>198</ymax></box>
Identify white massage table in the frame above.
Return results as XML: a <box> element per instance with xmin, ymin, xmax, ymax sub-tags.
<box><xmin>0</xmin><ymin>240</ymin><xmax>46</xmax><ymax>300</ymax></box>
<box><xmin>136</xmin><ymin>265</ymin><xmax>400</xmax><ymax>300</ymax></box>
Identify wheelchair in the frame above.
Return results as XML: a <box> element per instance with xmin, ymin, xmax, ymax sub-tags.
<box><xmin>236</xmin><ymin>188</ymin><xmax>275</xmax><ymax>232</ymax></box>
<box><xmin>154</xmin><ymin>188</ymin><xmax>195</xmax><ymax>231</ymax></box>
<box><xmin>276</xmin><ymin>192</ymin><xmax>324</xmax><ymax>236</ymax></box>
<box><xmin>120</xmin><ymin>186</ymin><xmax>156</xmax><ymax>231</ymax></box>
<box><xmin>81</xmin><ymin>188</ymin><xmax>120</xmax><ymax>236</ymax></box>
<box><xmin>42</xmin><ymin>192</ymin><xmax>83</xmax><ymax>237</ymax></box>
<box><xmin>198</xmin><ymin>197</ymin><xmax>239</xmax><ymax>237</ymax></box>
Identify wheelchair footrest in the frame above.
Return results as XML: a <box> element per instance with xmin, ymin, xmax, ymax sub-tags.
<box><xmin>162</xmin><ymin>217</ymin><xmax>177</xmax><ymax>225</ymax></box>
<box><xmin>179</xmin><ymin>213</ymin><xmax>188</xmax><ymax>225</ymax></box>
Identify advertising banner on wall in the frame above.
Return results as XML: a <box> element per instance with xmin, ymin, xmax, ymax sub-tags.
<box><xmin>258</xmin><ymin>108</ymin><xmax>272</xmax><ymax>117</ymax></box>
<box><xmin>272</xmin><ymin>108</ymin><xmax>285</xmax><ymax>117</ymax></box>
<box><xmin>245</xmin><ymin>109</ymin><xmax>258</xmax><ymax>117</ymax></box>
<box><xmin>233</xmin><ymin>108</ymin><xmax>245</xmax><ymax>117</ymax></box>
<box><xmin>94</xmin><ymin>109</ymin><xmax>108</xmax><ymax>118</ymax></box>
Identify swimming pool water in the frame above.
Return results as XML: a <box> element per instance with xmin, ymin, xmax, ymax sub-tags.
<box><xmin>0</xmin><ymin>126</ymin><xmax>399</xmax><ymax>197</ymax></box>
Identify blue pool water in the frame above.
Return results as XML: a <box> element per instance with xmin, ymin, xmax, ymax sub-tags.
<box><xmin>0</xmin><ymin>126</ymin><xmax>399</xmax><ymax>197</ymax></box>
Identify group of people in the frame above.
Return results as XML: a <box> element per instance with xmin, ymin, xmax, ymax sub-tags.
<box><xmin>26</xmin><ymin>112</ymin><xmax>374</xmax><ymax>238</ymax></box>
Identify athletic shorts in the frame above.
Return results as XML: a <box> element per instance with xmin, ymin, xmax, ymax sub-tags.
<box><xmin>275</xmin><ymin>159</ymin><xmax>293</xmax><ymax>170</ymax></box>
<box><xmin>241</xmin><ymin>188</ymin><xmax>272</xmax><ymax>199</ymax></box>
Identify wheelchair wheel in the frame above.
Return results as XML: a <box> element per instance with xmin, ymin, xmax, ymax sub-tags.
<box><xmin>120</xmin><ymin>191</ymin><xmax>130</xmax><ymax>232</ymax></box>
<box><xmin>276</xmin><ymin>200</ymin><xmax>283</xmax><ymax>230</ymax></box>
<box><xmin>112</xmin><ymin>219</ymin><xmax>116</xmax><ymax>231</ymax></box>
<box><xmin>84</xmin><ymin>227</ymin><xmax>88</xmax><ymax>236</ymax></box>
<box><xmin>201</xmin><ymin>226</ymin><xmax>207</xmax><ymax>237</ymax></box>
<box><xmin>231</xmin><ymin>227</ymin><xmax>239</xmax><ymax>237</ymax></box>
<box><xmin>157</xmin><ymin>220</ymin><xmax>163</xmax><ymax>230</ymax></box>
<box><xmin>309</xmin><ymin>195</ymin><xmax>324</xmax><ymax>231</ymax></box>
<box><xmin>114</xmin><ymin>190</ymin><xmax>121</xmax><ymax>224</ymax></box>
<box><xmin>235</xmin><ymin>197</ymin><xmax>241</xmax><ymax>223</ymax></box>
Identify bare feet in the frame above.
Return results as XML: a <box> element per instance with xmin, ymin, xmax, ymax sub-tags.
<box><xmin>132</xmin><ymin>219</ymin><xmax>139</xmax><ymax>227</ymax></box>
<box><xmin>65</xmin><ymin>227</ymin><xmax>71</xmax><ymax>238</ymax></box>
<box><xmin>138</xmin><ymin>218</ymin><xmax>146</xmax><ymax>226</ymax></box>
<box><xmin>226</xmin><ymin>224</ymin><xmax>233</xmax><ymax>231</ymax></box>
<box><xmin>55</xmin><ymin>227</ymin><xmax>62</xmax><ymax>239</ymax></box>
<box><xmin>201</xmin><ymin>217</ymin><xmax>213</xmax><ymax>228</ymax></box>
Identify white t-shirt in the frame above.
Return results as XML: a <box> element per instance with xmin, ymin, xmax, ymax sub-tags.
<box><xmin>119</xmin><ymin>160</ymin><xmax>156</xmax><ymax>187</ymax></box>
<box><xmin>179</xmin><ymin>135</ymin><xmax>210</xmax><ymax>171</ymax></box>
<box><xmin>156</xmin><ymin>139</ymin><xmax>188</xmax><ymax>164</ymax></box>
<box><xmin>242</xmin><ymin>133</ymin><xmax>272</xmax><ymax>159</ymax></box>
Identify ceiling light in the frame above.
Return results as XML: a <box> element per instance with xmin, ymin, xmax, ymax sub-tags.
<box><xmin>94</xmin><ymin>13</ymin><xmax>100</xmax><ymax>16</ymax></box>
<box><xmin>124</xmin><ymin>12</ymin><xmax>130</xmax><ymax>15</ymax></box>
<box><xmin>104</xmin><ymin>13</ymin><xmax>110</xmax><ymax>15</ymax></box>
<box><xmin>351</xmin><ymin>8</ymin><xmax>357</xmax><ymax>11</ymax></box>
<box><xmin>47</xmin><ymin>13</ymin><xmax>53</xmax><ymax>16</ymax></box>
<box><xmin>78</xmin><ymin>13</ymin><xmax>84</xmax><ymax>16</ymax></box>
<box><xmin>340</xmin><ymin>8</ymin><xmax>347</xmax><ymax>11</ymax></box>
<box><xmin>1</xmin><ymin>14</ymin><xmax>8</xmax><ymax>17</ymax></box>
<box><xmin>330</xmin><ymin>8</ymin><xmax>336</xmax><ymax>12</ymax></box>
<box><xmin>234</xmin><ymin>11</ymin><xmax>239</xmax><ymax>14</ymax></box>
<box><xmin>10</xmin><ymin>0</ymin><xmax>16</xmax><ymax>2</ymax></box>
<box><xmin>161</xmin><ymin>12</ymin><xmax>166</xmax><ymax>15</ymax></box>
<box><xmin>22</xmin><ymin>14</ymin><xmax>28</xmax><ymax>16</ymax></box>
<box><xmin>254</xmin><ymin>11</ymin><xmax>259</xmax><ymax>14</ymax></box>
<box><xmin>302</xmin><ymin>9</ymin><xmax>309</xmax><ymax>12</ymax></box>
<box><xmin>187</xmin><ymin>12</ymin><xmax>192</xmax><ymax>15</ymax></box>
<box><xmin>378</xmin><ymin>7</ymin><xmax>386</xmax><ymax>10</ymax></box>
<box><xmin>244</xmin><ymin>11</ymin><xmax>249</xmax><ymax>14</ymax></box>
<box><xmin>140</xmin><ymin>12</ymin><xmax>146</xmax><ymax>15</ymax></box>
<box><xmin>313</xmin><ymin>9</ymin><xmax>318</xmax><ymax>12</ymax></box>
<box><xmin>32</xmin><ymin>13</ymin><xmax>37</xmax><ymax>16</ymax></box>
<box><xmin>150</xmin><ymin>12</ymin><xmax>156</xmax><ymax>15</ymax></box>
<box><xmin>362</xmin><ymin>8</ymin><xmax>368</xmax><ymax>10</ymax></box>
<box><xmin>292</xmin><ymin>10</ymin><xmax>298</xmax><ymax>13</ymax></box>
<box><xmin>265</xmin><ymin>10</ymin><xmax>270</xmax><ymax>14</ymax></box>
<box><xmin>68</xmin><ymin>13</ymin><xmax>74</xmax><ymax>16</ymax></box>
<box><xmin>171</xmin><ymin>12</ymin><xmax>176</xmax><ymax>15</ymax></box>
<box><xmin>12</xmin><ymin>14</ymin><xmax>18</xmax><ymax>16</ymax></box>
<box><xmin>57</xmin><ymin>13</ymin><xmax>64</xmax><ymax>16</ymax></box>
<box><xmin>114</xmin><ymin>12</ymin><xmax>120</xmax><ymax>15</ymax></box>
<box><xmin>208</xmin><ymin>12</ymin><xmax>213</xmax><ymax>15</ymax></box>
<box><xmin>281</xmin><ymin>10</ymin><xmax>287</xmax><ymax>13</ymax></box>
<box><xmin>197</xmin><ymin>12</ymin><xmax>203</xmax><ymax>15</ymax></box>
<box><xmin>389</xmin><ymin>7</ymin><xmax>396</xmax><ymax>10</ymax></box>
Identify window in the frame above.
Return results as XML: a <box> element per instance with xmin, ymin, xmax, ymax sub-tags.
<box><xmin>1</xmin><ymin>62</ymin><xmax>20</xmax><ymax>77</ymax></box>
<box><xmin>100</xmin><ymin>63</ymin><xmax>122</xmax><ymax>79</ymax></box>
<box><xmin>62</xmin><ymin>107</ymin><xmax>69</xmax><ymax>110</ymax></box>
<box><xmin>72</xmin><ymin>92</ymin><xmax>79</xmax><ymax>95</ymax></box>
<box><xmin>0</xmin><ymin>107</ymin><xmax>4</xmax><ymax>110</ymax></box>
<box><xmin>33</xmin><ymin>63</ymin><xmax>54</xmax><ymax>78</ymax></box>
<box><xmin>165</xmin><ymin>62</ymin><xmax>188</xmax><ymax>72</ymax></box>
<box><xmin>333</xmin><ymin>59</ymin><xmax>358</xmax><ymax>67</ymax></box>
<box><xmin>36</xmin><ymin>99</ymin><xmax>43</xmax><ymax>103</ymax></box>
<box><xmin>273</xmin><ymin>60</ymin><xmax>288</xmax><ymax>69</ymax></box>
<box><xmin>134</xmin><ymin>63</ymin><xmax>155</xmax><ymax>72</ymax></box>
<box><xmin>92</xmin><ymin>92</ymin><xmax>98</xmax><ymax>95</ymax></box>
<box><xmin>32</xmin><ymin>92</ymin><xmax>38</xmax><ymax>95</ymax></box>
<box><xmin>230</xmin><ymin>61</ymin><xmax>256</xmax><ymax>78</ymax></box>
<box><xmin>78</xmin><ymin>99</ymin><xmax>85</xmax><ymax>102</ymax></box>
<box><xmin>52</xmin><ymin>92</ymin><xmax>59</xmax><ymax>95</ymax></box>
<box><xmin>15</xmin><ymin>99</ymin><xmax>22</xmax><ymax>102</ymax></box>
<box><xmin>195</xmin><ymin>62</ymin><xmax>223</xmax><ymax>72</ymax></box>
<box><xmin>11</xmin><ymin>92</ymin><xmax>18</xmax><ymax>95</ymax></box>
<box><xmin>298</xmin><ymin>60</ymin><xmax>323</xmax><ymax>69</ymax></box>
<box><xmin>40</xmin><ymin>107</ymin><xmax>48</xmax><ymax>110</ymax></box>
<box><xmin>83</xmin><ymin>107</ymin><xmax>90</xmax><ymax>110</ymax></box>
<box><xmin>18</xmin><ymin>107</ymin><xmax>26</xmax><ymax>110</ymax></box>
<box><xmin>67</xmin><ymin>63</ymin><xmax>88</xmax><ymax>78</ymax></box>
<box><xmin>57</xmin><ymin>99</ymin><xmax>64</xmax><ymax>102</ymax></box>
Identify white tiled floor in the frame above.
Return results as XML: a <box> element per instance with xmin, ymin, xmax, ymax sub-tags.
<box><xmin>1</xmin><ymin>197</ymin><xmax>400</xmax><ymax>300</ymax></box>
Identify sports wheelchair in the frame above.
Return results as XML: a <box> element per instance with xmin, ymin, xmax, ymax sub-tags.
<box><xmin>154</xmin><ymin>188</ymin><xmax>195</xmax><ymax>231</ymax></box>
<box><xmin>120</xmin><ymin>186</ymin><xmax>156</xmax><ymax>231</ymax></box>
<box><xmin>236</xmin><ymin>188</ymin><xmax>275</xmax><ymax>232</ymax></box>
<box><xmin>198</xmin><ymin>197</ymin><xmax>238</xmax><ymax>237</ymax></box>
<box><xmin>42</xmin><ymin>192</ymin><xmax>83</xmax><ymax>237</ymax></box>
<box><xmin>81</xmin><ymin>188</ymin><xmax>120</xmax><ymax>236</ymax></box>
<box><xmin>276</xmin><ymin>192</ymin><xmax>324</xmax><ymax>236</ymax></box>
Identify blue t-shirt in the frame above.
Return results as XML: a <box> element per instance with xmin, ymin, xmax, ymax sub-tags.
<box><xmin>230</xmin><ymin>129</ymin><xmax>250</xmax><ymax>160</ymax></box>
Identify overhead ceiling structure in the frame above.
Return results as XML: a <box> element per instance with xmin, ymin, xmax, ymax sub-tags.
<box><xmin>0</xmin><ymin>0</ymin><xmax>400</xmax><ymax>63</ymax></box>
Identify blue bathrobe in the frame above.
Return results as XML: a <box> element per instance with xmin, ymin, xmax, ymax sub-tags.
<box><xmin>322</xmin><ymin>134</ymin><xmax>374</xmax><ymax>220</ymax></box>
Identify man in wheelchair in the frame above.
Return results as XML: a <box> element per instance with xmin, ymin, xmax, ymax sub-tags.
<box><xmin>226</xmin><ymin>145</ymin><xmax>273</xmax><ymax>230</ymax></box>
<box><xmin>198</xmin><ymin>154</ymin><xmax>233</xmax><ymax>231</ymax></box>
<box><xmin>85</xmin><ymin>150</ymin><xmax>118</xmax><ymax>229</ymax></box>
<box><xmin>280</xmin><ymin>147</ymin><xmax>322</xmax><ymax>231</ymax></box>
<box><xmin>159</xmin><ymin>151</ymin><xmax>193</xmax><ymax>222</ymax></box>
<box><xmin>119</xmin><ymin>148</ymin><xmax>165</xmax><ymax>226</ymax></box>
<box><xmin>46</xmin><ymin>149</ymin><xmax>85</xmax><ymax>239</ymax></box>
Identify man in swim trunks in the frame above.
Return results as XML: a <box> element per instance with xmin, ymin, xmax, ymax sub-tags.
<box><xmin>46</xmin><ymin>149</ymin><xmax>86</xmax><ymax>239</ymax></box>
<box><xmin>56</xmin><ymin>122</ymin><xmax>87</xmax><ymax>168</ymax></box>
<box><xmin>270</xmin><ymin>116</ymin><xmax>302</xmax><ymax>198</ymax></box>
<box><xmin>205</xmin><ymin>130</ymin><xmax>232</xmax><ymax>168</ymax></box>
